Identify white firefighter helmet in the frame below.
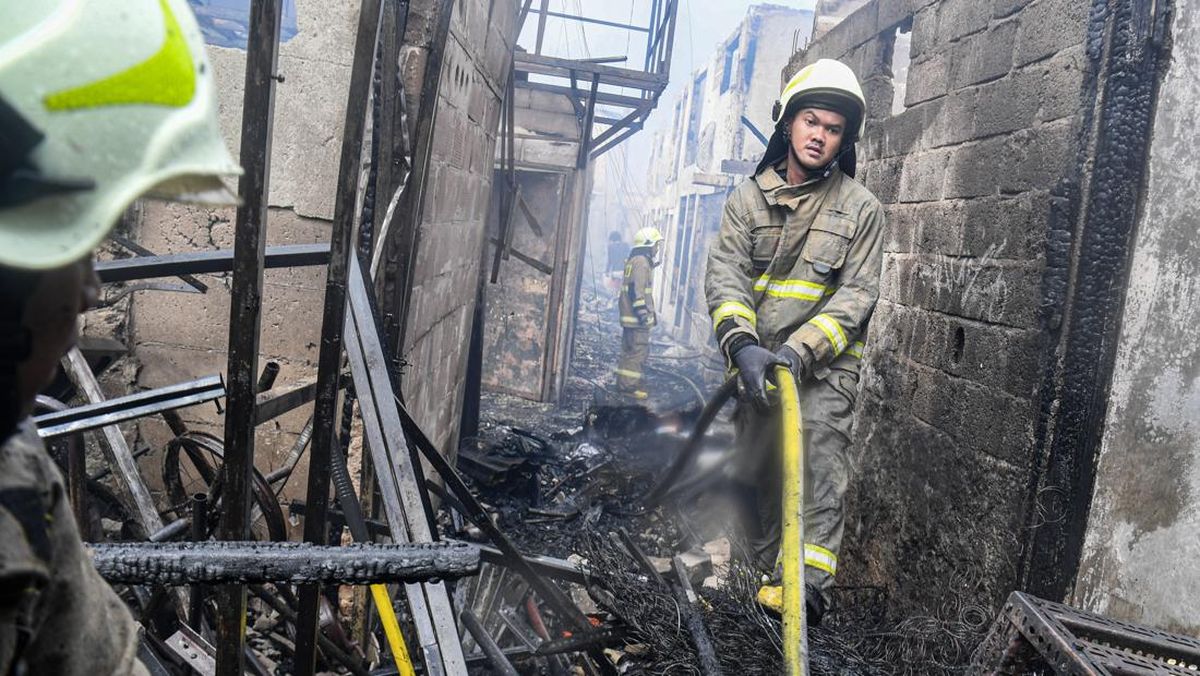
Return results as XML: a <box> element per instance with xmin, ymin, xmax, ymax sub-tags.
<box><xmin>0</xmin><ymin>0</ymin><xmax>241</xmax><ymax>270</ymax></box>
<box><xmin>772</xmin><ymin>58</ymin><xmax>867</xmax><ymax>140</ymax></box>
<box><xmin>633</xmin><ymin>226</ymin><xmax>664</xmax><ymax>248</ymax></box>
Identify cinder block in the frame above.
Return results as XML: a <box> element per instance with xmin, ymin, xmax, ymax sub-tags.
<box><xmin>866</xmin><ymin>157</ymin><xmax>903</xmax><ymax>203</ymax></box>
<box><xmin>962</xmin><ymin>191</ymin><xmax>1051</xmax><ymax>261</ymax></box>
<box><xmin>908</xmin><ymin>6</ymin><xmax>940</xmax><ymax>60</ymax></box>
<box><xmin>994</xmin><ymin>0</ymin><xmax>1035</xmax><ymax>18</ymax></box>
<box><xmin>936</xmin><ymin>0</ymin><xmax>992</xmax><ymax>42</ymax></box>
<box><xmin>950</xmin><ymin>18</ymin><xmax>1018</xmax><ymax>89</ymax></box>
<box><xmin>897</xmin><ymin>148</ymin><xmax>951</xmax><ymax>203</ymax></box>
<box><xmin>905</xmin><ymin>53</ymin><xmax>950</xmax><ymax>107</ymax></box>
<box><xmin>1033</xmin><ymin>45</ymin><xmax>1087</xmax><ymax>122</ymax></box>
<box><xmin>1014</xmin><ymin>0</ymin><xmax>1089</xmax><ymax>67</ymax></box>
<box><xmin>974</xmin><ymin>75</ymin><xmax>1038</xmax><ymax>138</ymax></box>
<box><xmin>943</xmin><ymin>136</ymin><xmax>1007</xmax><ymax>199</ymax></box>
<box><xmin>998</xmin><ymin>119</ymin><xmax>1075</xmax><ymax>194</ymax></box>
<box><xmin>924</xmin><ymin>89</ymin><xmax>978</xmax><ymax>149</ymax></box>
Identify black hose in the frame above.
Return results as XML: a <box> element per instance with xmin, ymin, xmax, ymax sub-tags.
<box><xmin>639</xmin><ymin>375</ymin><xmax>738</xmax><ymax>509</ymax></box>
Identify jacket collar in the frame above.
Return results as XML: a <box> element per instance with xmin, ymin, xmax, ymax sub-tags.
<box><xmin>754</xmin><ymin>162</ymin><xmax>840</xmax><ymax>211</ymax></box>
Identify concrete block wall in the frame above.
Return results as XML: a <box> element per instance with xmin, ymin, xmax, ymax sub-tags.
<box><xmin>786</xmin><ymin>0</ymin><xmax>1092</xmax><ymax>615</ymax></box>
<box><xmin>399</xmin><ymin>0</ymin><xmax>520</xmax><ymax>454</ymax></box>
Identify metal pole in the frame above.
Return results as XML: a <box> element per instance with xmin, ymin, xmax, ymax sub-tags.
<box><xmin>293</xmin><ymin>0</ymin><xmax>383</xmax><ymax>672</ymax></box>
<box><xmin>189</xmin><ymin>492</ymin><xmax>209</xmax><ymax>627</ymax></box>
<box><xmin>215</xmin><ymin>0</ymin><xmax>283</xmax><ymax>672</ymax></box>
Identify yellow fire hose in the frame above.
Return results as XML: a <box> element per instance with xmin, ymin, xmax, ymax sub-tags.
<box><xmin>370</xmin><ymin>584</ymin><xmax>416</xmax><ymax>676</ymax></box>
<box><xmin>775</xmin><ymin>365</ymin><xmax>808</xmax><ymax>675</ymax></box>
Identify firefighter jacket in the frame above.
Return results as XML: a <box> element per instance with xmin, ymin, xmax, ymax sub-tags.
<box><xmin>619</xmin><ymin>251</ymin><xmax>656</xmax><ymax>329</ymax></box>
<box><xmin>705</xmin><ymin>164</ymin><xmax>884</xmax><ymax>373</ymax></box>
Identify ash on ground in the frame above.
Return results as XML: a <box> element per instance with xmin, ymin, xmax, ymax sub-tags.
<box><xmin>448</xmin><ymin>293</ymin><xmax>989</xmax><ymax>674</ymax></box>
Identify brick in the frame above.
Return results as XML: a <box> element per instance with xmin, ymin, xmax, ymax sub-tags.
<box><xmin>905</xmin><ymin>52</ymin><xmax>950</xmax><ymax>106</ymax></box>
<box><xmin>1034</xmin><ymin>44</ymin><xmax>1087</xmax><ymax>121</ymax></box>
<box><xmin>872</xmin><ymin>104</ymin><xmax>929</xmax><ymax>157</ymax></box>
<box><xmin>936</xmin><ymin>0</ymin><xmax>992</xmax><ymax>42</ymax></box>
<box><xmin>962</xmin><ymin>192</ymin><xmax>1052</xmax><ymax>261</ymax></box>
<box><xmin>887</xmin><ymin>254</ymin><xmax>1044</xmax><ymax>327</ymax></box>
<box><xmin>898</xmin><ymin>148</ymin><xmax>951</xmax><ymax>202</ymax></box>
<box><xmin>866</xmin><ymin>157</ymin><xmax>904</xmax><ymax>203</ymax></box>
<box><xmin>908</xmin><ymin>6</ymin><xmax>940</xmax><ymax>60</ymax></box>
<box><xmin>1014</xmin><ymin>0</ymin><xmax>1089</xmax><ymax>66</ymax></box>
<box><xmin>950</xmin><ymin>18</ymin><xmax>1018</xmax><ymax>88</ymax></box>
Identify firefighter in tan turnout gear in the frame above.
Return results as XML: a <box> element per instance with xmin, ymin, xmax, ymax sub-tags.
<box><xmin>0</xmin><ymin>0</ymin><xmax>240</xmax><ymax>671</ymax></box>
<box><xmin>615</xmin><ymin>227</ymin><xmax>664</xmax><ymax>400</ymax></box>
<box><xmin>705</xmin><ymin>59</ymin><xmax>885</xmax><ymax>625</ymax></box>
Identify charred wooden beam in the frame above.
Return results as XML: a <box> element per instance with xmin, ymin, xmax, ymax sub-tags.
<box><xmin>90</xmin><ymin>541</ymin><xmax>480</xmax><ymax>585</ymax></box>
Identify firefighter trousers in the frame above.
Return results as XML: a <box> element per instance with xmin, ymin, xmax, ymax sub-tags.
<box><xmin>616</xmin><ymin>327</ymin><xmax>650</xmax><ymax>393</ymax></box>
<box><xmin>728</xmin><ymin>367</ymin><xmax>858</xmax><ymax>599</ymax></box>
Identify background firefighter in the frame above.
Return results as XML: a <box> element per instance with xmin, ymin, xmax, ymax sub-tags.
<box><xmin>615</xmin><ymin>227</ymin><xmax>664</xmax><ymax>400</ymax></box>
<box><xmin>704</xmin><ymin>59</ymin><xmax>885</xmax><ymax>625</ymax></box>
<box><xmin>0</xmin><ymin>0</ymin><xmax>241</xmax><ymax>671</ymax></box>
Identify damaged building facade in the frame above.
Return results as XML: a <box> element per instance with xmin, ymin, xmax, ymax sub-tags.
<box><xmin>645</xmin><ymin>4</ymin><xmax>815</xmax><ymax>351</ymax></box>
<box><xmin>776</xmin><ymin>0</ymin><xmax>1200</xmax><ymax>637</ymax></box>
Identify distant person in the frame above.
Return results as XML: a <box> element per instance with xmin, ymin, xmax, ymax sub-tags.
<box><xmin>0</xmin><ymin>0</ymin><xmax>240</xmax><ymax>671</ymax></box>
<box><xmin>705</xmin><ymin>59</ymin><xmax>884</xmax><ymax>625</ymax></box>
<box><xmin>605</xmin><ymin>230</ymin><xmax>630</xmax><ymax>297</ymax></box>
<box><xmin>615</xmin><ymin>227</ymin><xmax>664</xmax><ymax>400</ymax></box>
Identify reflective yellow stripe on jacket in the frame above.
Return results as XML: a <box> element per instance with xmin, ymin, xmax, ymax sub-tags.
<box><xmin>711</xmin><ymin>300</ymin><xmax>756</xmax><ymax>328</ymax></box>
<box><xmin>809</xmin><ymin>313</ymin><xmax>848</xmax><ymax>356</ymax></box>
<box><xmin>754</xmin><ymin>274</ymin><xmax>827</xmax><ymax>301</ymax></box>
<box><xmin>804</xmin><ymin>543</ymin><xmax>837</xmax><ymax>576</ymax></box>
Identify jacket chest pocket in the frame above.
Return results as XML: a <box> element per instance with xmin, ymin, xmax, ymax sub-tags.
<box><xmin>750</xmin><ymin>225</ymin><xmax>782</xmax><ymax>272</ymax></box>
<box><xmin>802</xmin><ymin>211</ymin><xmax>856</xmax><ymax>275</ymax></box>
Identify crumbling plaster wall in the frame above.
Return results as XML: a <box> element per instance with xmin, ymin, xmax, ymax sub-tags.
<box><xmin>1074</xmin><ymin>0</ymin><xmax>1200</xmax><ymax>635</ymax></box>
<box><xmin>787</xmin><ymin>0</ymin><xmax>1091</xmax><ymax>614</ymax></box>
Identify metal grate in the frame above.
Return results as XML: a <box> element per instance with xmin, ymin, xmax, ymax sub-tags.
<box><xmin>971</xmin><ymin>592</ymin><xmax>1200</xmax><ymax>675</ymax></box>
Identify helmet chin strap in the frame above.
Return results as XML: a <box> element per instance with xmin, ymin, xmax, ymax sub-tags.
<box><xmin>786</xmin><ymin>135</ymin><xmax>853</xmax><ymax>181</ymax></box>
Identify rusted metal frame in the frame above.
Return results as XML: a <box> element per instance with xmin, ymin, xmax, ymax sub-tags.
<box><xmin>533</xmin><ymin>627</ymin><xmax>627</xmax><ymax>656</ymax></box>
<box><xmin>461</xmin><ymin>610</ymin><xmax>521</xmax><ymax>676</ymax></box>
<box><xmin>590</xmin><ymin>117</ymin><xmax>647</xmax><ymax>160</ymax></box>
<box><xmin>254</xmin><ymin>379</ymin><xmax>315</xmax><ymax>424</ymax></box>
<box><xmin>165</xmin><ymin>625</ymin><xmax>217</xmax><ymax>676</ymax></box>
<box><xmin>576</xmin><ymin>74</ymin><xmax>600</xmax><ymax>168</ymax></box>
<box><xmin>96</xmin><ymin>243</ymin><xmax>330</xmax><ymax>283</ymax></box>
<box><xmin>534</xmin><ymin>0</ymin><xmax>550</xmax><ymax>55</ymax></box>
<box><xmin>248</xmin><ymin>585</ymin><xmax>371</xmax><ymax>676</ymax></box>
<box><xmin>514</xmin><ymin>79</ymin><xmax>648</xmax><ymax>110</ymax></box>
<box><xmin>293</xmin><ymin>0</ymin><xmax>384</xmax><ymax>672</ymax></box>
<box><xmin>515</xmin><ymin>53</ymin><xmax>668</xmax><ymax>90</ymax></box>
<box><xmin>644</xmin><ymin>0</ymin><xmax>661</xmax><ymax>72</ymax></box>
<box><xmin>369</xmin><ymin>0</ymin><xmax>412</xmax><ymax>280</ymax></box>
<box><xmin>588</xmin><ymin>104</ymin><xmax>647</xmax><ymax>154</ymax></box>
<box><xmin>516</xmin><ymin>0</ymin><xmax>535</xmax><ymax>32</ymax></box>
<box><xmin>381</xmin><ymin>0</ymin><xmax>454</xmax><ymax>358</ymax></box>
<box><xmin>523</xmin><ymin>7</ymin><xmax>649</xmax><ymax>32</ymax></box>
<box><xmin>90</xmin><ymin>541</ymin><xmax>480</xmax><ymax>585</ymax></box>
<box><xmin>35</xmin><ymin>396</ymin><xmax>89</xmax><ymax>533</ymax></box>
<box><xmin>60</xmin><ymin>347</ymin><xmax>164</xmax><ymax>538</ymax></box>
<box><xmin>488</xmin><ymin>238</ymin><xmax>553</xmax><ymax>275</ymax></box>
<box><xmin>490</xmin><ymin>69</ymin><xmax>517</xmax><ymax>283</ymax></box>
<box><xmin>189</xmin><ymin>493</ymin><xmax>209</xmax><ymax>627</ymax></box>
<box><xmin>657</xmin><ymin>0</ymin><xmax>679</xmax><ymax>78</ymax></box>
<box><xmin>214</xmin><ymin>0</ymin><xmax>283</xmax><ymax>672</ymax></box>
<box><xmin>345</xmin><ymin>255</ymin><xmax>465</xmax><ymax>675</ymax></box>
<box><xmin>387</xmin><ymin>373</ymin><xmax>618</xmax><ymax>675</ymax></box>
<box><xmin>109</xmin><ymin>234</ymin><xmax>208</xmax><ymax>292</ymax></box>
<box><xmin>35</xmin><ymin>376</ymin><xmax>224</xmax><ymax>439</ymax></box>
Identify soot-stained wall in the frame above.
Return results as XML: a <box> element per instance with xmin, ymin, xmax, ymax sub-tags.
<box><xmin>785</xmin><ymin>0</ymin><xmax>1093</xmax><ymax>617</ymax></box>
<box><xmin>1074</xmin><ymin>0</ymin><xmax>1200</xmax><ymax>635</ymax></box>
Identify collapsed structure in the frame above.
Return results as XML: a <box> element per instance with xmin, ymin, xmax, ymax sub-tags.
<box><xmin>22</xmin><ymin>0</ymin><xmax>1200</xmax><ymax>673</ymax></box>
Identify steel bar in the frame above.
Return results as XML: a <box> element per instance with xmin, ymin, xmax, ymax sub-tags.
<box><xmin>215</xmin><ymin>0</ymin><xmax>283</xmax><ymax>673</ymax></box>
<box><xmin>166</xmin><ymin>626</ymin><xmax>217</xmax><ymax>676</ymax></box>
<box><xmin>96</xmin><ymin>243</ymin><xmax>330</xmax><ymax>283</ymax></box>
<box><xmin>514</xmin><ymin>80</ymin><xmax>647</xmax><ymax>111</ymax></box>
<box><xmin>60</xmin><ymin>347</ymin><xmax>164</xmax><ymax>537</ymax></box>
<box><xmin>295</xmin><ymin>0</ymin><xmax>384</xmax><ymax>671</ymax></box>
<box><xmin>35</xmin><ymin>376</ymin><xmax>225</xmax><ymax>439</ymax></box>
<box><xmin>90</xmin><ymin>541</ymin><xmax>480</xmax><ymax>585</ymax></box>
<box><xmin>461</xmin><ymin>610</ymin><xmax>520</xmax><ymax>676</ymax></box>
<box><xmin>534</xmin><ymin>627</ymin><xmax>627</xmax><ymax>656</ymax></box>
<box><xmin>346</xmin><ymin>256</ymin><xmax>464</xmax><ymax>674</ymax></box>
<box><xmin>248</xmin><ymin>586</ymin><xmax>370</xmax><ymax>676</ymax></box>
<box><xmin>189</xmin><ymin>493</ymin><xmax>209</xmax><ymax>627</ymax></box>
<box><xmin>488</xmin><ymin>239</ymin><xmax>553</xmax><ymax>275</ymax></box>
<box><xmin>253</xmin><ymin>377</ymin><xmax>339</xmax><ymax>425</ymax></box>
<box><xmin>524</xmin><ymin>8</ymin><xmax>649</xmax><ymax>32</ymax></box>
<box><xmin>515</xmin><ymin>53</ymin><xmax>667</xmax><ymax>90</ymax></box>
<box><xmin>110</xmin><ymin>234</ymin><xmax>209</xmax><ymax>292</ymax></box>
<box><xmin>534</xmin><ymin>0</ymin><xmax>550</xmax><ymax>55</ymax></box>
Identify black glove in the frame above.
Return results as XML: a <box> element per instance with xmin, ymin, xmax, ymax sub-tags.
<box><xmin>731</xmin><ymin>341</ymin><xmax>787</xmax><ymax>410</ymax></box>
<box><xmin>777</xmin><ymin>344</ymin><xmax>815</xmax><ymax>383</ymax></box>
